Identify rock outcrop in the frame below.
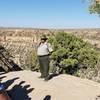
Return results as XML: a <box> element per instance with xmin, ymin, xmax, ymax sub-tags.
<box><xmin>1</xmin><ymin>70</ymin><xmax>100</xmax><ymax>100</ymax></box>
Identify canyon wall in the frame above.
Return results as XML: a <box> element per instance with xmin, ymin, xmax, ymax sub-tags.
<box><xmin>0</xmin><ymin>28</ymin><xmax>100</xmax><ymax>68</ymax></box>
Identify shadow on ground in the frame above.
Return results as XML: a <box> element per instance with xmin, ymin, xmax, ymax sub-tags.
<box><xmin>46</xmin><ymin>73</ymin><xmax>61</xmax><ymax>81</ymax></box>
<box><xmin>7</xmin><ymin>81</ymin><xmax>34</xmax><ymax>100</ymax></box>
<box><xmin>2</xmin><ymin>77</ymin><xmax>19</xmax><ymax>89</ymax></box>
<box><xmin>96</xmin><ymin>95</ymin><xmax>100</xmax><ymax>100</ymax></box>
<box><xmin>1</xmin><ymin>76</ymin><xmax>34</xmax><ymax>100</ymax></box>
<box><xmin>43</xmin><ymin>95</ymin><xmax>51</xmax><ymax>100</ymax></box>
<box><xmin>0</xmin><ymin>76</ymin><xmax>6</xmax><ymax>81</ymax></box>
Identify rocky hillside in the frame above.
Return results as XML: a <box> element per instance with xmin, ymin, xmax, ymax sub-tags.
<box><xmin>0</xmin><ymin>28</ymin><xmax>56</xmax><ymax>68</ymax></box>
<box><xmin>0</xmin><ymin>28</ymin><xmax>100</xmax><ymax>69</ymax></box>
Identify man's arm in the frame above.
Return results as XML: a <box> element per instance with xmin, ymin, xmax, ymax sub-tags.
<box><xmin>47</xmin><ymin>43</ymin><xmax>53</xmax><ymax>54</ymax></box>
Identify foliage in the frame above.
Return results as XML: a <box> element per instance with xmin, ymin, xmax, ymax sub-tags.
<box><xmin>48</xmin><ymin>32</ymin><xmax>100</xmax><ymax>76</ymax></box>
<box><xmin>82</xmin><ymin>0</ymin><xmax>100</xmax><ymax>15</ymax></box>
<box><xmin>30</xmin><ymin>49</ymin><xmax>39</xmax><ymax>71</ymax></box>
<box><xmin>89</xmin><ymin>0</ymin><xmax>100</xmax><ymax>15</ymax></box>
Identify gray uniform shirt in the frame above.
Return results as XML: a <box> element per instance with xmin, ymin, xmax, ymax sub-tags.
<box><xmin>37</xmin><ymin>42</ymin><xmax>53</xmax><ymax>56</ymax></box>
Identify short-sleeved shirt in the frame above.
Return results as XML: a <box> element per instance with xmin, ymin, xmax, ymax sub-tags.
<box><xmin>37</xmin><ymin>42</ymin><xmax>53</xmax><ymax>56</ymax></box>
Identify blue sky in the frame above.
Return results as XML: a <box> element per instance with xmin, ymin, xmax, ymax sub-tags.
<box><xmin>0</xmin><ymin>0</ymin><xmax>100</xmax><ymax>29</ymax></box>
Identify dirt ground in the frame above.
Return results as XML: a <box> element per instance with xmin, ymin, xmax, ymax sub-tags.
<box><xmin>0</xmin><ymin>70</ymin><xmax>100</xmax><ymax>100</ymax></box>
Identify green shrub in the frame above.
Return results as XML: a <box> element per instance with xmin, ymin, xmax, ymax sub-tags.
<box><xmin>31</xmin><ymin>49</ymin><xmax>39</xmax><ymax>71</ymax></box>
<box><xmin>48</xmin><ymin>32</ymin><xmax>100</xmax><ymax>76</ymax></box>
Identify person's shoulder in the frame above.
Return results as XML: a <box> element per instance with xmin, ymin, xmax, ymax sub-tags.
<box><xmin>46</xmin><ymin>42</ymin><xmax>51</xmax><ymax>45</ymax></box>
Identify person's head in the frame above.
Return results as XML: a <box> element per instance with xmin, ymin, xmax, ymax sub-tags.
<box><xmin>41</xmin><ymin>35</ymin><xmax>48</xmax><ymax>43</ymax></box>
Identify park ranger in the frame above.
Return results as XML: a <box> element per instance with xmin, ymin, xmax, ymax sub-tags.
<box><xmin>37</xmin><ymin>35</ymin><xmax>53</xmax><ymax>81</ymax></box>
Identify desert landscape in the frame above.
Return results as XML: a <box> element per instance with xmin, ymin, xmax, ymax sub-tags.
<box><xmin>0</xmin><ymin>28</ymin><xmax>100</xmax><ymax>68</ymax></box>
<box><xmin>0</xmin><ymin>0</ymin><xmax>100</xmax><ymax>100</ymax></box>
<box><xmin>0</xmin><ymin>28</ymin><xmax>100</xmax><ymax>99</ymax></box>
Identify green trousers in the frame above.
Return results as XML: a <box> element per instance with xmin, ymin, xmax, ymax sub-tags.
<box><xmin>38</xmin><ymin>55</ymin><xmax>50</xmax><ymax>77</ymax></box>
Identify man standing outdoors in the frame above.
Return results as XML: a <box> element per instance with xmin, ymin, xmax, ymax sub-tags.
<box><xmin>37</xmin><ymin>34</ymin><xmax>53</xmax><ymax>81</ymax></box>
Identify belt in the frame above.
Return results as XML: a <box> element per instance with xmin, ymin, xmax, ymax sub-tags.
<box><xmin>38</xmin><ymin>54</ymin><xmax>49</xmax><ymax>57</ymax></box>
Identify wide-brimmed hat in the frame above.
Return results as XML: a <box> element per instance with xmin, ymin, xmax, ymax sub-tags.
<box><xmin>41</xmin><ymin>35</ymin><xmax>48</xmax><ymax>40</ymax></box>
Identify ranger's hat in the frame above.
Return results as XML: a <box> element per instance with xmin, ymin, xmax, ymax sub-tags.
<box><xmin>41</xmin><ymin>35</ymin><xmax>48</xmax><ymax>40</ymax></box>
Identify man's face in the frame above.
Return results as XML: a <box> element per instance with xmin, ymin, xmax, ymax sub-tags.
<box><xmin>41</xmin><ymin>39</ymin><xmax>46</xmax><ymax>43</ymax></box>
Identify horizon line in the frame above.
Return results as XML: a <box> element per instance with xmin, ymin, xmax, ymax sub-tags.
<box><xmin>0</xmin><ymin>26</ymin><xmax>100</xmax><ymax>30</ymax></box>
